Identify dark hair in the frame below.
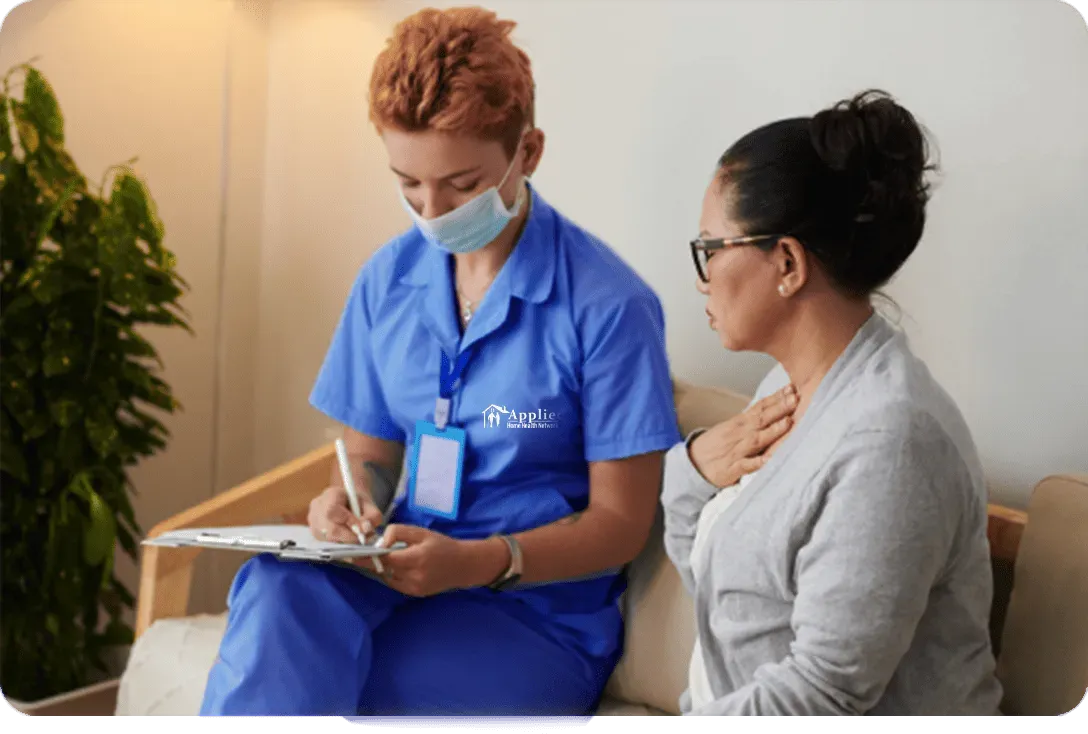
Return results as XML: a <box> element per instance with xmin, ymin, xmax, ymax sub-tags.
<box><xmin>717</xmin><ymin>89</ymin><xmax>937</xmax><ymax>297</ymax></box>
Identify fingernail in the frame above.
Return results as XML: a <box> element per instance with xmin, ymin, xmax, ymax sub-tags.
<box><xmin>361</xmin><ymin>520</ymin><xmax>373</xmax><ymax>535</ymax></box>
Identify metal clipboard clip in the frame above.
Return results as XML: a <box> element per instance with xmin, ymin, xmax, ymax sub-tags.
<box><xmin>194</xmin><ymin>532</ymin><xmax>297</xmax><ymax>552</ymax></box>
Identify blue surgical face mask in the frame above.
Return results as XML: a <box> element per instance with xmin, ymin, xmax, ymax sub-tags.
<box><xmin>398</xmin><ymin>144</ymin><xmax>526</xmax><ymax>254</ymax></box>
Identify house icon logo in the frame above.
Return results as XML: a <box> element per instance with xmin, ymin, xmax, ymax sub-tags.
<box><xmin>481</xmin><ymin>404</ymin><xmax>510</xmax><ymax>428</ymax></box>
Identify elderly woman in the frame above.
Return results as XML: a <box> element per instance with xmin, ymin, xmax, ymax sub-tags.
<box><xmin>199</xmin><ymin>7</ymin><xmax>680</xmax><ymax>716</ymax></box>
<box><xmin>663</xmin><ymin>90</ymin><xmax>1003</xmax><ymax>715</ymax></box>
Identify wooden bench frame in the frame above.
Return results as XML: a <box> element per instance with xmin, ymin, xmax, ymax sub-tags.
<box><xmin>134</xmin><ymin>441</ymin><xmax>1032</xmax><ymax>638</ymax></box>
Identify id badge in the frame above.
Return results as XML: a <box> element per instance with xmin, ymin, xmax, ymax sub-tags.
<box><xmin>407</xmin><ymin>420</ymin><xmax>465</xmax><ymax>519</ymax></box>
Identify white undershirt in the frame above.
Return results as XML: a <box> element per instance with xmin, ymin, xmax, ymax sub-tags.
<box><xmin>688</xmin><ymin>470</ymin><xmax>758</xmax><ymax>709</ymax></box>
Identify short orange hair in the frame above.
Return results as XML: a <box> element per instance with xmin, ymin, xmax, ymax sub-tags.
<box><xmin>368</xmin><ymin>7</ymin><xmax>535</xmax><ymax>156</ymax></box>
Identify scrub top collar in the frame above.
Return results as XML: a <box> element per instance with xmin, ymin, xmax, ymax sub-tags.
<box><xmin>399</xmin><ymin>181</ymin><xmax>557</xmax><ymax>357</ymax></box>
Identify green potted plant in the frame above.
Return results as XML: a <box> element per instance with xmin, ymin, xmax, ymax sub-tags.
<box><xmin>1</xmin><ymin>61</ymin><xmax>190</xmax><ymax>705</ymax></box>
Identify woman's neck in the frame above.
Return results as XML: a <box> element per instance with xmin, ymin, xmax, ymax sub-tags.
<box><xmin>768</xmin><ymin>297</ymin><xmax>875</xmax><ymax>410</ymax></box>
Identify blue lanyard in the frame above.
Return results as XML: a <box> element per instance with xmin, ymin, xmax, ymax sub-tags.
<box><xmin>434</xmin><ymin>348</ymin><xmax>474</xmax><ymax>430</ymax></box>
<box><xmin>439</xmin><ymin>348</ymin><xmax>474</xmax><ymax>400</ymax></box>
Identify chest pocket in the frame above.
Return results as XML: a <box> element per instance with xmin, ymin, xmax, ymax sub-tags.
<box><xmin>459</xmin><ymin>332</ymin><xmax>584</xmax><ymax>471</ymax></box>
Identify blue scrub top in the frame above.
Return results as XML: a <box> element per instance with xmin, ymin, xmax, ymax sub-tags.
<box><xmin>309</xmin><ymin>185</ymin><xmax>681</xmax><ymax>659</ymax></box>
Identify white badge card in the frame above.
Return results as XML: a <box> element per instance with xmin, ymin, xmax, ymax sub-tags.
<box><xmin>407</xmin><ymin>420</ymin><xmax>465</xmax><ymax>519</ymax></box>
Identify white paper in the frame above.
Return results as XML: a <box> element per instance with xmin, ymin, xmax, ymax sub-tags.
<box><xmin>413</xmin><ymin>433</ymin><xmax>461</xmax><ymax>515</ymax></box>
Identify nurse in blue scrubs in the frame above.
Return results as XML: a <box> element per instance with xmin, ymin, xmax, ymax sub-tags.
<box><xmin>199</xmin><ymin>6</ymin><xmax>680</xmax><ymax>716</ymax></box>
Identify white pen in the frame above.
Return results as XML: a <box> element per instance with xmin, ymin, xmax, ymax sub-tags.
<box><xmin>334</xmin><ymin>438</ymin><xmax>387</xmax><ymax>576</ymax></box>
<box><xmin>334</xmin><ymin>438</ymin><xmax>369</xmax><ymax>547</ymax></box>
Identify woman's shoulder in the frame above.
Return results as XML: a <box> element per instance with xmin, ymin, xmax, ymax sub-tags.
<box><xmin>831</xmin><ymin>342</ymin><xmax>985</xmax><ymax>491</ymax></box>
<box><xmin>350</xmin><ymin>227</ymin><xmax>428</xmax><ymax>291</ymax></box>
<box><xmin>548</xmin><ymin>213</ymin><xmax>665</xmax><ymax>321</ymax></box>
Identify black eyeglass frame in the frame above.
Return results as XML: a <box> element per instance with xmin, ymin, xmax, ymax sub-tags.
<box><xmin>689</xmin><ymin>234</ymin><xmax>786</xmax><ymax>283</ymax></box>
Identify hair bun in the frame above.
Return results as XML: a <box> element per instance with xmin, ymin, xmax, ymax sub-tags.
<box><xmin>810</xmin><ymin>89</ymin><xmax>934</xmax><ymax>224</ymax></box>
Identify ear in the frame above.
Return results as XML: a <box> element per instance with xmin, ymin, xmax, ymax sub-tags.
<box><xmin>773</xmin><ymin>236</ymin><xmax>809</xmax><ymax>297</ymax></box>
<box><xmin>521</xmin><ymin>128</ymin><xmax>546</xmax><ymax>177</ymax></box>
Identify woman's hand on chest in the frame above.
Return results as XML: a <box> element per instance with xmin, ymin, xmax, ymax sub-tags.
<box><xmin>689</xmin><ymin>384</ymin><xmax>799</xmax><ymax>488</ymax></box>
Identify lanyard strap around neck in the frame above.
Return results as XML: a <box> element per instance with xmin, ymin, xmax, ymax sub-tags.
<box><xmin>435</xmin><ymin>348</ymin><xmax>474</xmax><ymax>430</ymax></box>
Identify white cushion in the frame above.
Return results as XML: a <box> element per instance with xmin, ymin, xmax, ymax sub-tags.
<box><xmin>117</xmin><ymin>614</ymin><xmax>671</xmax><ymax>716</ymax></box>
<box><xmin>115</xmin><ymin>613</ymin><xmax>227</xmax><ymax>715</ymax></box>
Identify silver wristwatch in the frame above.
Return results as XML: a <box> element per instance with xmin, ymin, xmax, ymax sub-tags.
<box><xmin>487</xmin><ymin>534</ymin><xmax>523</xmax><ymax>591</ymax></box>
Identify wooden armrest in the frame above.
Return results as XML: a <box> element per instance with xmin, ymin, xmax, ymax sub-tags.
<box><xmin>987</xmin><ymin>503</ymin><xmax>1028</xmax><ymax>564</ymax></box>
<box><xmin>134</xmin><ymin>443</ymin><xmax>336</xmax><ymax>638</ymax></box>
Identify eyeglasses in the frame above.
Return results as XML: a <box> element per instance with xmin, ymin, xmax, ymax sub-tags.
<box><xmin>689</xmin><ymin>234</ymin><xmax>784</xmax><ymax>283</ymax></box>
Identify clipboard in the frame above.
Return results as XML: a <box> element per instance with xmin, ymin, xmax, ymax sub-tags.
<box><xmin>142</xmin><ymin>524</ymin><xmax>406</xmax><ymax>562</ymax></box>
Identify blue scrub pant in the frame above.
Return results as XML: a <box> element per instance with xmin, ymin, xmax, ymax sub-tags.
<box><xmin>199</xmin><ymin>554</ymin><xmax>619</xmax><ymax>716</ymax></box>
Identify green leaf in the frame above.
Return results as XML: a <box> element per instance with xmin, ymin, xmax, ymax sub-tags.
<box><xmin>0</xmin><ymin>431</ymin><xmax>29</xmax><ymax>482</ymax></box>
<box><xmin>0</xmin><ymin>92</ymin><xmax>12</xmax><ymax>158</ymax></box>
<box><xmin>28</xmin><ymin>266</ymin><xmax>66</xmax><ymax>305</ymax></box>
<box><xmin>2</xmin><ymin>375</ymin><xmax>37</xmax><ymax>428</ymax></box>
<box><xmin>43</xmin><ymin>316</ymin><xmax>84</xmax><ymax>377</ymax></box>
<box><xmin>24</xmin><ymin>68</ymin><xmax>64</xmax><ymax>143</ymax></box>
<box><xmin>115</xmin><ymin>522</ymin><xmax>138</xmax><ymax>557</ymax></box>
<box><xmin>35</xmin><ymin>176</ymin><xmax>77</xmax><ymax>247</ymax></box>
<box><xmin>48</xmin><ymin>398</ymin><xmax>81</xmax><ymax>427</ymax></box>
<box><xmin>85</xmin><ymin>411</ymin><xmax>118</xmax><ymax>457</ymax></box>
<box><xmin>114</xmin><ymin>172</ymin><xmax>163</xmax><ymax>248</ymax></box>
<box><xmin>43</xmin><ymin>349</ymin><xmax>78</xmax><ymax>377</ymax></box>
<box><xmin>23</xmin><ymin>412</ymin><xmax>50</xmax><ymax>439</ymax></box>
<box><xmin>0</xmin><ymin>407</ymin><xmax>30</xmax><ymax>483</ymax></box>
<box><xmin>76</xmin><ymin>477</ymin><xmax>116</xmax><ymax>566</ymax></box>
<box><xmin>55</xmin><ymin>424</ymin><xmax>84</xmax><ymax>466</ymax></box>
<box><xmin>11</xmin><ymin>100</ymin><xmax>39</xmax><ymax>155</ymax></box>
<box><xmin>99</xmin><ymin>544</ymin><xmax>115</xmax><ymax>590</ymax></box>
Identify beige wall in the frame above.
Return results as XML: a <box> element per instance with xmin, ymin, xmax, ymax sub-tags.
<box><xmin>257</xmin><ymin>0</ymin><xmax>1088</xmax><ymax>508</ymax></box>
<box><xmin>0</xmin><ymin>0</ymin><xmax>269</xmax><ymax>617</ymax></box>
<box><xmin>252</xmin><ymin>0</ymin><xmax>410</xmax><ymax>472</ymax></box>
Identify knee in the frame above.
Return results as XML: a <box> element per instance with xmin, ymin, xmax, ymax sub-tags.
<box><xmin>228</xmin><ymin>554</ymin><xmax>314</xmax><ymax>604</ymax></box>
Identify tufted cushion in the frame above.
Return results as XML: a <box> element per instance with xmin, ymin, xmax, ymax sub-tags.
<box><xmin>603</xmin><ymin>379</ymin><xmax>751</xmax><ymax>714</ymax></box>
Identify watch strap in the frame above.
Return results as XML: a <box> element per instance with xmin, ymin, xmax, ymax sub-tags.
<box><xmin>487</xmin><ymin>534</ymin><xmax>523</xmax><ymax>591</ymax></box>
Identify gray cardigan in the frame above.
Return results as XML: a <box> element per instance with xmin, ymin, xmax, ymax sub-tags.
<box><xmin>662</xmin><ymin>314</ymin><xmax>1003</xmax><ymax>715</ymax></box>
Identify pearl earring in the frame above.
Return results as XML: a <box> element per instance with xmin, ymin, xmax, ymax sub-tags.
<box><xmin>778</xmin><ymin>284</ymin><xmax>788</xmax><ymax>297</ymax></box>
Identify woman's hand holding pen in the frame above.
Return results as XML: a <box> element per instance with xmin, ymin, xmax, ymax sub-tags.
<box><xmin>307</xmin><ymin>483</ymin><xmax>383</xmax><ymax>546</ymax></box>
